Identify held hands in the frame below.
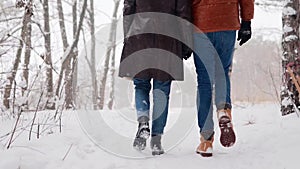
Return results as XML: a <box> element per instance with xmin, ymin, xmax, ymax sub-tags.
<box><xmin>237</xmin><ymin>21</ymin><xmax>252</xmax><ymax>46</ymax></box>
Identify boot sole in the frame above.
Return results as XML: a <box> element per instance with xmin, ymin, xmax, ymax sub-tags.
<box><xmin>219</xmin><ymin>116</ymin><xmax>236</xmax><ymax>147</ymax></box>
<box><xmin>133</xmin><ymin>145</ymin><xmax>146</xmax><ymax>151</ymax></box>
<box><xmin>152</xmin><ymin>150</ymin><xmax>164</xmax><ymax>156</ymax></box>
<box><xmin>196</xmin><ymin>151</ymin><xmax>212</xmax><ymax>157</ymax></box>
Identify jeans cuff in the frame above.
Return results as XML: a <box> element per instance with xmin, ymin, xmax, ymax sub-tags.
<box><xmin>151</xmin><ymin>132</ymin><xmax>163</xmax><ymax>136</ymax></box>
<box><xmin>151</xmin><ymin>133</ymin><xmax>162</xmax><ymax>137</ymax></box>
<box><xmin>216</xmin><ymin>103</ymin><xmax>232</xmax><ymax>110</ymax></box>
<box><xmin>137</xmin><ymin>115</ymin><xmax>149</xmax><ymax>123</ymax></box>
<box><xmin>200</xmin><ymin>130</ymin><xmax>214</xmax><ymax>140</ymax></box>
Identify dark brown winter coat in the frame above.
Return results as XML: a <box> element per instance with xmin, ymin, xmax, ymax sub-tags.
<box><xmin>119</xmin><ymin>0</ymin><xmax>192</xmax><ymax>81</ymax></box>
<box><xmin>193</xmin><ymin>0</ymin><xmax>254</xmax><ymax>33</ymax></box>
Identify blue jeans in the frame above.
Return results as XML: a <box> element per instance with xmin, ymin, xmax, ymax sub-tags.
<box><xmin>193</xmin><ymin>31</ymin><xmax>236</xmax><ymax>139</ymax></box>
<box><xmin>133</xmin><ymin>78</ymin><xmax>172</xmax><ymax>135</ymax></box>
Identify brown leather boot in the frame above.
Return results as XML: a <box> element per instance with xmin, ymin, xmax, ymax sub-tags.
<box><xmin>218</xmin><ymin>108</ymin><xmax>236</xmax><ymax>147</ymax></box>
<box><xmin>196</xmin><ymin>136</ymin><xmax>214</xmax><ymax>157</ymax></box>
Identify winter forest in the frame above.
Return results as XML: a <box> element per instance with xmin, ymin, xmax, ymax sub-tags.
<box><xmin>0</xmin><ymin>0</ymin><xmax>300</xmax><ymax>168</ymax></box>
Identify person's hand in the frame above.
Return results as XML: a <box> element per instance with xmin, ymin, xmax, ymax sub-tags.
<box><xmin>237</xmin><ymin>21</ymin><xmax>252</xmax><ymax>46</ymax></box>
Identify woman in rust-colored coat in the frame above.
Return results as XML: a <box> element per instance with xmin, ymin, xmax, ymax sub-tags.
<box><xmin>192</xmin><ymin>0</ymin><xmax>254</xmax><ymax>157</ymax></box>
<box><xmin>119</xmin><ymin>0</ymin><xmax>192</xmax><ymax>155</ymax></box>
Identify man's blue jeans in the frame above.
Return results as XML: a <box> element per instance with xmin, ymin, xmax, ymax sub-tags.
<box><xmin>193</xmin><ymin>31</ymin><xmax>236</xmax><ymax>140</ymax></box>
<box><xmin>133</xmin><ymin>78</ymin><xmax>171</xmax><ymax>135</ymax></box>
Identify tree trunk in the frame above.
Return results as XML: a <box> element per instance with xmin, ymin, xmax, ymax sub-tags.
<box><xmin>56</xmin><ymin>0</ymin><xmax>74</xmax><ymax>109</ymax></box>
<box><xmin>281</xmin><ymin>0</ymin><xmax>300</xmax><ymax>115</ymax></box>
<box><xmin>107</xmin><ymin>44</ymin><xmax>116</xmax><ymax>110</ymax></box>
<box><xmin>88</xmin><ymin>0</ymin><xmax>99</xmax><ymax>110</ymax></box>
<box><xmin>99</xmin><ymin>0</ymin><xmax>120</xmax><ymax>110</ymax></box>
<box><xmin>56</xmin><ymin>0</ymin><xmax>88</xmax><ymax>102</ymax></box>
<box><xmin>107</xmin><ymin>0</ymin><xmax>120</xmax><ymax>110</ymax></box>
<box><xmin>43</xmin><ymin>0</ymin><xmax>55</xmax><ymax>110</ymax></box>
<box><xmin>57</xmin><ymin>0</ymin><xmax>69</xmax><ymax>50</ymax></box>
<box><xmin>3</xmin><ymin>12</ymin><xmax>30</xmax><ymax>109</ymax></box>
<box><xmin>72</xmin><ymin>0</ymin><xmax>78</xmax><ymax>109</ymax></box>
<box><xmin>64</xmin><ymin>58</ymin><xmax>73</xmax><ymax>109</ymax></box>
<box><xmin>21</xmin><ymin>9</ymin><xmax>32</xmax><ymax>109</ymax></box>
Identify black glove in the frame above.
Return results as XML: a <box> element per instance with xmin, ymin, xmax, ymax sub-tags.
<box><xmin>237</xmin><ymin>21</ymin><xmax>252</xmax><ymax>46</ymax></box>
<box><xmin>182</xmin><ymin>44</ymin><xmax>193</xmax><ymax>60</ymax></box>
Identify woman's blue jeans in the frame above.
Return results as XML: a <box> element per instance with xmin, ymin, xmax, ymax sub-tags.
<box><xmin>133</xmin><ymin>78</ymin><xmax>171</xmax><ymax>135</ymax></box>
<box><xmin>193</xmin><ymin>31</ymin><xmax>236</xmax><ymax>139</ymax></box>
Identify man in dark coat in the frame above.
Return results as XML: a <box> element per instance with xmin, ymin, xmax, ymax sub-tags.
<box><xmin>119</xmin><ymin>0</ymin><xmax>192</xmax><ymax>155</ymax></box>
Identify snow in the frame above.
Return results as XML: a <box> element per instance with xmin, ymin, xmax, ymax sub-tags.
<box><xmin>252</xmin><ymin>2</ymin><xmax>282</xmax><ymax>42</ymax></box>
<box><xmin>284</xmin><ymin>35</ymin><xmax>298</xmax><ymax>42</ymax></box>
<box><xmin>18</xmin><ymin>76</ymin><xmax>27</xmax><ymax>89</ymax></box>
<box><xmin>1</xmin><ymin>103</ymin><xmax>300</xmax><ymax>169</ymax></box>
<box><xmin>282</xmin><ymin>6</ymin><xmax>297</xmax><ymax>15</ymax></box>
<box><xmin>283</xmin><ymin>25</ymin><xmax>293</xmax><ymax>33</ymax></box>
<box><xmin>282</xmin><ymin>96</ymin><xmax>292</xmax><ymax>107</ymax></box>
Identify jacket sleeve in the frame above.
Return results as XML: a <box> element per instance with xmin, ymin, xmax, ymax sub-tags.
<box><xmin>123</xmin><ymin>0</ymin><xmax>136</xmax><ymax>39</ymax></box>
<box><xmin>239</xmin><ymin>0</ymin><xmax>254</xmax><ymax>21</ymax></box>
<box><xmin>176</xmin><ymin>0</ymin><xmax>193</xmax><ymax>58</ymax></box>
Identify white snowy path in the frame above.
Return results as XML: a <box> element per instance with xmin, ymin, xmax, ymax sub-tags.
<box><xmin>1</xmin><ymin>103</ymin><xmax>300</xmax><ymax>169</ymax></box>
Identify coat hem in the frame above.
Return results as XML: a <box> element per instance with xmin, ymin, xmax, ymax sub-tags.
<box><xmin>194</xmin><ymin>27</ymin><xmax>240</xmax><ymax>33</ymax></box>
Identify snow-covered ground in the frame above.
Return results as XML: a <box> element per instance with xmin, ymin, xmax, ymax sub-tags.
<box><xmin>1</xmin><ymin>103</ymin><xmax>300</xmax><ymax>169</ymax></box>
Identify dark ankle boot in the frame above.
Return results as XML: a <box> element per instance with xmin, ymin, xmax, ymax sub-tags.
<box><xmin>150</xmin><ymin>135</ymin><xmax>164</xmax><ymax>155</ymax></box>
<box><xmin>133</xmin><ymin>116</ymin><xmax>150</xmax><ymax>151</ymax></box>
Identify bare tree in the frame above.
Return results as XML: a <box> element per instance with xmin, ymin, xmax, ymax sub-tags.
<box><xmin>87</xmin><ymin>0</ymin><xmax>99</xmax><ymax>110</ymax></box>
<box><xmin>63</xmin><ymin>50</ymin><xmax>73</xmax><ymax>109</ymax></box>
<box><xmin>57</xmin><ymin>0</ymin><xmax>69</xmax><ymax>50</ymax></box>
<box><xmin>107</xmin><ymin>0</ymin><xmax>121</xmax><ymax>110</ymax></box>
<box><xmin>21</xmin><ymin>1</ymin><xmax>33</xmax><ymax>109</ymax></box>
<box><xmin>3</xmin><ymin>1</ymin><xmax>32</xmax><ymax>109</ymax></box>
<box><xmin>72</xmin><ymin>0</ymin><xmax>78</xmax><ymax>108</ymax></box>
<box><xmin>61</xmin><ymin>0</ymin><xmax>87</xmax><ymax>67</ymax></box>
<box><xmin>56</xmin><ymin>0</ymin><xmax>85</xmax><ymax>109</ymax></box>
<box><xmin>99</xmin><ymin>0</ymin><xmax>120</xmax><ymax>110</ymax></box>
<box><xmin>43</xmin><ymin>0</ymin><xmax>55</xmax><ymax>110</ymax></box>
<box><xmin>281</xmin><ymin>0</ymin><xmax>300</xmax><ymax>115</ymax></box>
<box><xmin>22</xmin><ymin>12</ymin><xmax>32</xmax><ymax>94</ymax></box>
<box><xmin>56</xmin><ymin>0</ymin><xmax>72</xmax><ymax>109</ymax></box>
<box><xmin>55</xmin><ymin>0</ymin><xmax>88</xmax><ymax>109</ymax></box>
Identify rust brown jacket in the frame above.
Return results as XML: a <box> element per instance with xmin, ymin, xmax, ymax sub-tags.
<box><xmin>193</xmin><ymin>0</ymin><xmax>254</xmax><ymax>33</ymax></box>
